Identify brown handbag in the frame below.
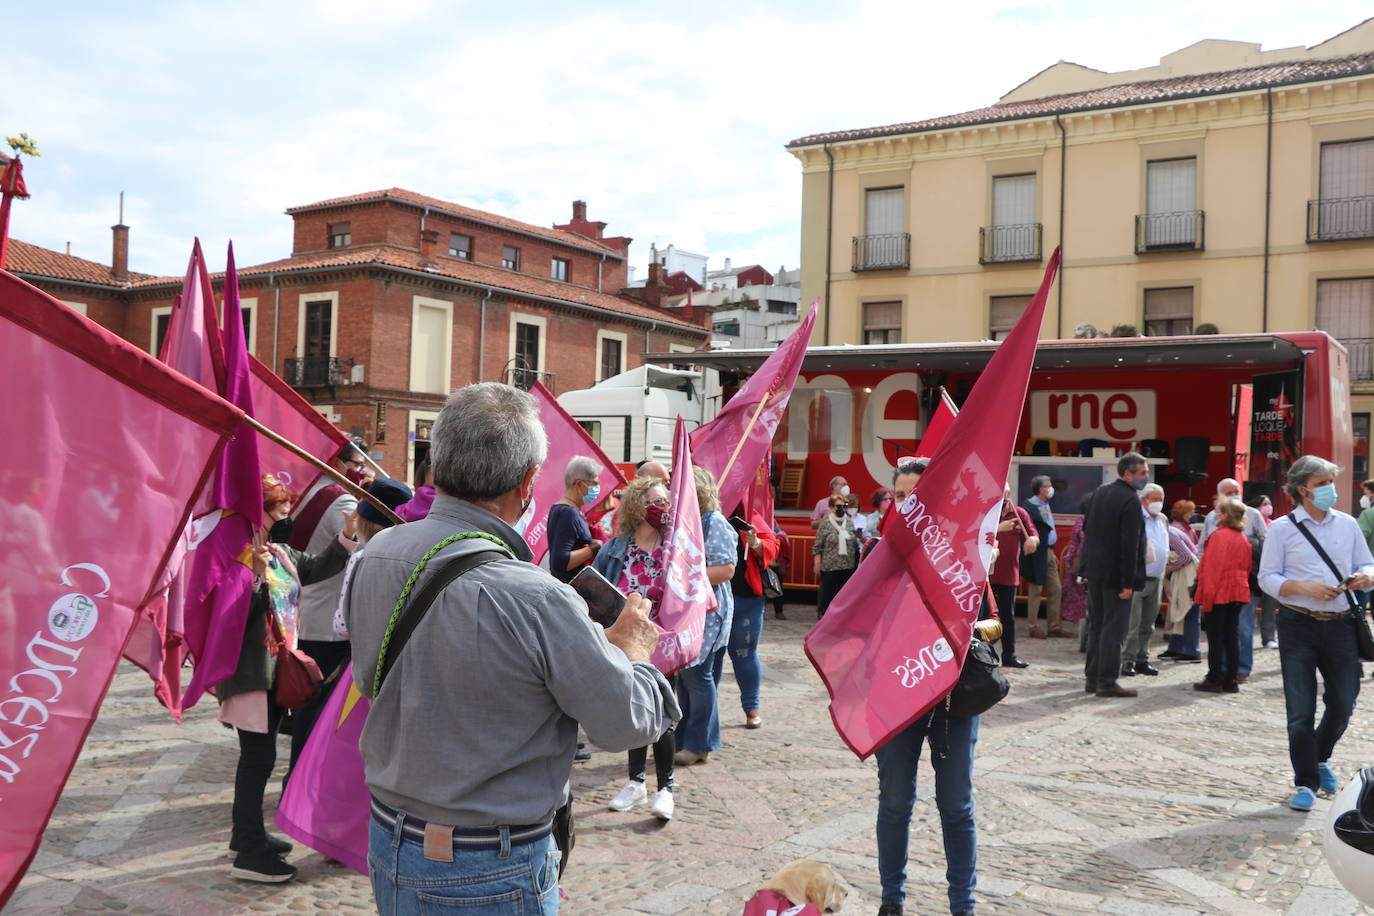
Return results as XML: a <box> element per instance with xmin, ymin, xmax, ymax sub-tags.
<box><xmin>269</xmin><ymin>614</ymin><xmax>323</xmax><ymax>709</ymax></box>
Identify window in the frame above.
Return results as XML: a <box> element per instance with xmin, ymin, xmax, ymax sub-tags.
<box><xmin>987</xmin><ymin>174</ymin><xmax>1039</xmax><ymax>261</ymax></box>
<box><xmin>551</xmin><ymin>257</ymin><xmax>570</xmax><ymax>282</ymax></box>
<box><xmin>599</xmin><ymin>336</ymin><xmax>622</xmax><ymax>380</ymax></box>
<box><xmin>714</xmin><ymin>320</ymin><xmax>741</xmax><ymax>336</ymax></box>
<box><xmin>1143</xmin><ymin>287</ymin><xmax>1194</xmax><ymax>337</ymax></box>
<box><xmin>1143</xmin><ymin>158</ymin><xmax>1198</xmax><ymax>247</ymax></box>
<box><xmin>304</xmin><ymin>299</ymin><xmax>333</xmax><ymax>359</ymax></box>
<box><xmin>989</xmin><ymin>295</ymin><xmax>1032</xmax><ymax>340</ymax></box>
<box><xmin>448</xmin><ymin>233</ymin><xmax>472</xmax><ymax>259</ymax></box>
<box><xmin>151</xmin><ymin>308</ymin><xmax>172</xmax><ymax>356</ymax></box>
<box><xmin>502</xmin><ymin>245</ymin><xmax>520</xmax><ymax>270</ymax></box>
<box><xmin>767</xmin><ymin>300</ymin><xmax>798</xmax><ymax>315</ymax></box>
<box><xmin>862</xmin><ymin>301</ymin><xmax>901</xmax><ymax>345</ymax></box>
<box><xmin>328</xmin><ymin>222</ymin><xmax>351</xmax><ymax>248</ymax></box>
<box><xmin>1354</xmin><ymin>413</ymin><xmax>1370</xmax><ymax>485</ymax></box>
<box><xmin>865</xmin><ymin>187</ymin><xmax>903</xmax><ymax>236</ymax></box>
<box><xmin>578</xmin><ymin>420</ymin><xmax>603</xmax><ymax>444</ymax></box>
<box><xmin>410</xmin><ymin>296</ymin><xmax>453</xmax><ymax>394</ymax></box>
<box><xmin>1316</xmin><ymin>277</ymin><xmax>1374</xmax><ymax>380</ymax></box>
<box><xmin>857</xmin><ymin>187</ymin><xmax>907</xmax><ymax>269</ymax></box>
<box><xmin>1315</xmin><ymin>139</ymin><xmax>1374</xmax><ymax>240</ymax></box>
<box><xmin>515</xmin><ymin>321</ymin><xmax>540</xmax><ymax>370</ymax></box>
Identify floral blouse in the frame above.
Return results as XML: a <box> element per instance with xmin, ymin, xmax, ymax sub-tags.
<box><xmin>618</xmin><ymin>541</ymin><xmax>666</xmax><ymax>607</ymax></box>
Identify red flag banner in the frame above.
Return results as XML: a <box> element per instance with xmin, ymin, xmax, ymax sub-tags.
<box><xmin>651</xmin><ymin>417</ymin><xmax>718</xmax><ymax>674</ymax></box>
<box><xmin>806</xmin><ymin>249</ymin><xmax>1060</xmax><ymax>758</ymax></box>
<box><xmin>523</xmin><ymin>381</ymin><xmax>627</xmax><ymax>564</ymax></box>
<box><xmin>691</xmin><ymin>300</ymin><xmax>817</xmax><ymax>514</ymax></box>
<box><xmin>0</xmin><ymin>270</ymin><xmax>241</xmax><ymax>906</ymax></box>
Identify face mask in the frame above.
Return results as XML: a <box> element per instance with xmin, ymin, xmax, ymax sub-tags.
<box><xmin>1146</xmin><ymin>501</ymin><xmax>1163</xmax><ymax>516</ymax></box>
<box><xmin>344</xmin><ymin>464</ymin><xmax>369</xmax><ymax>485</ymax></box>
<box><xmin>1130</xmin><ymin>475</ymin><xmax>1149</xmax><ymax>491</ymax></box>
<box><xmin>1361</xmin><ymin>495</ymin><xmax>1372</xmax><ymax>511</ymax></box>
<box><xmin>268</xmin><ymin>516</ymin><xmax>294</xmax><ymax>544</ymax></box>
<box><xmin>833</xmin><ymin>505</ymin><xmax>846</xmax><ymax>517</ymax></box>
<box><xmin>879</xmin><ymin>499</ymin><xmax>893</xmax><ymax>515</ymax></box>
<box><xmin>1261</xmin><ymin>503</ymin><xmax>1275</xmax><ymax>517</ymax></box>
<box><xmin>1309</xmin><ymin>483</ymin><xmax>1338</xmax><ymax>512</ymax></box>
<box><xmin>839</xmin><ymin>485</ymin><xmax>851</xmax><ymax>498</ymax></box>
<box><xmin>583</xmin><ymin>484</ymin><xmax>601</xmax><ymax>506</ymax></box>
<box><xmin>645</xmin><ymin>504</ymin><xmax>670</xmax><ymax>531</ymax></box>
<box><xmin>1044</xmin><ymin>487</ymin><xmax>1055</xmax><ymax>500</ymax></box>
<box><xmin>847</xmin><ymin>507</ymin><xmax>857</xmax><ymax>516</ymax></box>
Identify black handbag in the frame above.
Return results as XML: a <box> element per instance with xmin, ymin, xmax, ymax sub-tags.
<box><xmin>1293</xmin><ymin>520</ymin><xmax>1374</xmax><ymax>663</ymax></box>
<box><xmin>762</xmin><ymin>566</ymin><xmax>784</xmax><ymax>600</ymax></box>
<box><xmin>935</xmin><ymin>637</ymin><xmax>1010</xmax><ymax>718</ymax></box>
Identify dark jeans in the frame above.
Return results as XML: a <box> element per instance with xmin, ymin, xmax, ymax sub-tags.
<box><xmin>1084</xmin><ymin>580</ymin><xmax>1132</xmax><ymax>687</ymax></box>
<box><xmin>628</xmin><ymin>673</ymin><xmax>676</xmax><ymax>788</ymax></box>
<box><xmin>287</xmin><ymin>639</ymin><xmax>351</xmax><ymax>781</ymax></box>
<box><xmin>231</xmin><ymin>699</ymin><xmax>283</xmax><ymax>851</ymax></box>
<box><xmin>1203</xmin><ymin>602</ymin><xmax>1242</xmax><ymax>684</ymax></box>
<box><xmin>729</xmin><ymin>595</ymin><xmax>765</xmax><ymax>712</ymax></box>
<box><xmin>1277</xmin><ymin>608</ymin><xmax>1363</xmax><ymax>790</ymax></box>
<box><xmin>1166</xmin><ymin>605</ymin><xmax>1202</xmax><ymax>657</ymax></box>
<box><xmin>981</xmin><ymin>584</ymin><xmax>1017</xmax><ymax>661</ymax></box>
<box><xmin>817</xmin><ymin>567</ymin><xmax>854</xmax><ymax>616</ymax></box>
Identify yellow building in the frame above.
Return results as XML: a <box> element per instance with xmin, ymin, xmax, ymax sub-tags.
<box><xmin>789</xmin><ymin>20</ymin><xmax>1374</xmax><ymax>474</ymax></box>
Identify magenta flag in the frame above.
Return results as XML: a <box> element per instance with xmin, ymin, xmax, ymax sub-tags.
<box><xmin>179</xmin><ymin>246</ymin><xmax>262</xmax><ymax>711</ymax></box>
<box><xmin>248</xmin><ymin>354</ymin><xmax>349</xmax><ymax>498</ymax></box>
<box><xmin>0</xmin><ymin>270</ymin><xmax>241</xmax><ymax>906</ymax></box>
<box><xmin>806</xmin><ymin>250</ymin><xmax>1060</xmax><ymax>758</ymax></box>
<box><xmin>691</xmin><ymin>299</ymin><xmax>816</xmax><ymax>514</ymax></box>
<box><xmin>524</xmin><ymin>381</ymin><xmax>627</xmax><ymax>564</ymax></box>
<box><xmin>276</xmin><ymin>665</ymin><xmax>370</xmax><ymax>875</ymax></box>
<box><xmin>159</xmin><ymin>238</ymin><xmax>225</xmax><ymax>412</ymax></box>
<box><xmin>651</xmin><ymin>417</ymin><xmax>718</xmax><ymax>674</ymax></box>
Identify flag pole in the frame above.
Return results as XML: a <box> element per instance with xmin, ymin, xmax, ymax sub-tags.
<box><xmin>243</xmin><ymin>415</ymin><xmax>403</xmax><ymax>525</ymax></box>
<box><xmin>718</xmin><ymin>388</ymin><xmax>775</xmax><ymax>483</ymax></box>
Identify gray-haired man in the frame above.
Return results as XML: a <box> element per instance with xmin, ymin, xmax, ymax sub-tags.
<box><xmin>347</xmin><ymin>383</ymin><xmax>678</xmax><ymax>913</ymax></box>
<box><xmin>1121</xmin><ymin>483</ymin><xmax>1169</xmax><ymax>677</ymax></box>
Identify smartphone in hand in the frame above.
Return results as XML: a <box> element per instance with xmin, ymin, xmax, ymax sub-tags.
<box><xmin>570</xmin><ymin>566</ymin><xmax>629</xmax><ymax>628</ymax></box>
<box><xmin>728</xmin><ymin>515</ymin><xmax>754</xmax><ymax>532</ymax></box>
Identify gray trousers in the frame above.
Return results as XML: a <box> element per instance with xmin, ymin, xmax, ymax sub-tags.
<box><xmin>1085</xmin><ymin>580</ymin><xmax>1133</xmax><ymax>687</ymax></box>
<box><xmin>1122</xmin><ymin>575</ymin><xmax>1163</xmax><ymax>666</ymax></box>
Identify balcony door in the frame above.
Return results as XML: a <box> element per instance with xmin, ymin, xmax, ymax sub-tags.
<box><xmin>1316</xmin><ymin>277</ymin><xmax>1374</xmax><ymax>381</ymax></box>
<box><xmin>1318</xmin><ymin>139</ymin><xmax>1374</xmax><ymax>239</ymax></box>
<box><xmin>302</xmin><ymin>299</ymin><xmax>333</xmax><ymax>385</ymax></box>
<box><xmin>990</xmin><ymin>174</ymin><xmax>1037</xmax><ymax>260</ymax></box>
<box><xmin>1145</xmin><ymin>158</ymin><xmax>1197</xmax><ymax>247</ymax></box>
<box><xmin>862</xmin><ymin>187</ymin><xmax>905</xmax><ymax>267</ymax></box>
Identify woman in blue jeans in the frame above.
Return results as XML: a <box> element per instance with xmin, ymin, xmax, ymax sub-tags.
<box><xmin>876</xmin><ymin>711</ymin><xmax>979</xmax><ymax>916</ymax></box>
<box><xmin>726</xmin><ymin>505</ymin><xmax>780</xmax><ymax>728</ymax></box>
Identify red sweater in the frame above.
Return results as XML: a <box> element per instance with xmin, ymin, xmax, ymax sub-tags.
<box><xmin>1195</xmin><ymin>526</ymin><xmax>1252</xmax><ymax>611</ymax></box>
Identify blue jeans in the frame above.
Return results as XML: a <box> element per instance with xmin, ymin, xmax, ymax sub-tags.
<box><xmin>1237</xmin><ymin>598</ymin><xmax>1255</xmax><ymax>676</ymax></box>
<box><xmin>1167</xmin><ymin>605</ymin><xmax>1201</xmax><ymax>657</ymax></box>
<box><xmin>676</xmin><ymin>646</ymin><xmax>726</xmax><ymax>754</ymax></box>
<box><xmin>1276</xmin><ymin>607</ymin><xmax>1363</xmax><ymax>790</ymax></box>
<box><xmin>728</xmin><ymin>595</ymin><xmax>765</xmax><ymax>713</ymax></box>
<box><xmin>368</xmin><ymin>815</ymin><xmax>560</xmax><ymax>915</ymax></box>
<box><xmin>875</xmin><ymin>712</ymin><xmax>979</xmax><ymax>914</ymax></box>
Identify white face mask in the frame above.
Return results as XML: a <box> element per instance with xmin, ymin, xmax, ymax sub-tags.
<box><xmin>839</xmin><ymin>485</ymin><xmax>851</xmax><ymax>498</ymax></box>
<box><xmin>1362</xmin><ymin>494</ymin><xmax>1372</xmax><ymax>510</ymax></box>
<box><xmin>1044</xmin><ymin>487</ymin><xmax>1055</xmax><ymax>500</ymax></box>
<box><xmin>1146</xmin><ymin>500</ymin><xmax>1163</xmax><ymax>516</ymax></box>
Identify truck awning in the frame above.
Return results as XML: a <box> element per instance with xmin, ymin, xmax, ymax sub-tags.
<box><xmin>645</xmin><ymin>334</ymin><xmax>1308</xmax><ymax>374</ymax></box>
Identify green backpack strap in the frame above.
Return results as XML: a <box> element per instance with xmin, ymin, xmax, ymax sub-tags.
<box><xmin>371</xmin><ymin>531</ymin><xmax>513</xmax><ymax>699</ymax></box>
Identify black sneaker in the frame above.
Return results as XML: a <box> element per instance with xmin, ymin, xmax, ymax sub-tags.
<box><xmin>230</xmin><ymin>847</ymin><xmax>297</xmax><ymax>883</ymax></box>
<box><xmin>877</xmin><ymin>904</ymin><xmax>903</xmax><ymax>916</ymax></box>
<box><xmin>229</xmin><ymin>834</ymin><xmax>292</xmax><ymax>855</ymax></box>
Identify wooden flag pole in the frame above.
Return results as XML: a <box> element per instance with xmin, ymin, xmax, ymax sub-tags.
<box><xmin>243</xmin><ymin>415</ymin><xmax>404</xmax><ymax>525</ymax></box>
<box><xmin>718</xmin><ymin>388</ymin><xmax>776</xmax><ymax>484</ymax></box>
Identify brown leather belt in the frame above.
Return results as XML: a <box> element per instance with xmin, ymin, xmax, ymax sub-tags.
<box><xmin>1280</xmin><ymin>603</ymin><xmax>1351</xmax><ymax>622</ymax></box>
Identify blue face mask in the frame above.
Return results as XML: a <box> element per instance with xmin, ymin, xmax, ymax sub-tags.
<box><xmin>1310</xmin><ymin>483</ymin><xmax>1337</xmax><ymax>512</ymax></box>
<box><xmin>583</xmin><ymin>484</ymin><xmax>601</xmax><ymax>506</ymax></box>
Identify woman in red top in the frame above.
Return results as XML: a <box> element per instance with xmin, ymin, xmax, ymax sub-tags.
<box><xmin>1193</xmin><ymin>498</ymin><xmax>1253</xmax><ymax>693</ymax></box>
<box><xmin>983</xmin><ymin>482</ymin><xmax>1035</xmax><ymax>668</ymax></box>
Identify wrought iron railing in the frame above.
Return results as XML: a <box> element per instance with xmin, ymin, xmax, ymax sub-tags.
<box><xmin>505</xmin><ymin>366</ymin><xmax>556</xmax><ymax>392</ymax></box>
<box><xmin>1135</xmin><ymin>210</ymin><xmax>1205</xmax><ymax>253</ymax></box>
<box><xmin>1307</xmin><ymin>196</ymin><xmax>1374</xmax><ymax>242</ymax></box>
<box><xmin>979</xmin><ymin>223</ymin><xmax>1043</xmax><ymax>264</ymax></box>
<box><xmin>1339</xmin><ymin>337</ymin><xmax>1374</xmax><ymax>381</ymax></box>
<box><xmin>852</xmin><ymin>233</ymin><xmax>910</xmax><ymax>271</ymax></box>
<box><xmin>284</xmin><ymin>356</ymin><xmax>345</xmax><ymax>388</ymax></box>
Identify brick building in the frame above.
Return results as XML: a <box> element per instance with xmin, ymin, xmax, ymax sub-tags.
<box><xmin>9</xmin><ymin>189</ymin><xmax>711</xmax><ymax>480</ymax></box>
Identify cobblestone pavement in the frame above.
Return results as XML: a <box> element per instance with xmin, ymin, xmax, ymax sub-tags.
<box><xmin>11</xmin><ymin>605</ymin><xmax>1374</xmax><ymax>915</ymax></box>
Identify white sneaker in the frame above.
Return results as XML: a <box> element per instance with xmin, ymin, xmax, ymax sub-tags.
<box><xmin>650</xmin><ymin>788</ymin><xmax>674</xmax><ymax>820</ymax></box>
<box><xmin>1264</xmin><ymin>640</ymin><xmax>1279</xmax><ymax>650</ymax></box>
<box><xmin>608</xmin><ymin>780</ymin><xmax>646</xmax><ymax>811</ymax></box>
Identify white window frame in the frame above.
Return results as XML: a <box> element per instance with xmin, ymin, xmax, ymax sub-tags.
<box><xmin>60</xmin><ymin>299</ymin><xmax>87</xmax><ymax>316</ymax></box>
<box><xmin>409</xmin><ymin>295</ymin><xmax>454</xmax><ymax>395</ymax></box>
<box><xmin>508</xmin><ymin>311</ymin><xmax>547</xmax><ymax>373</ymax></box>
<box><xmin>239</xmin><ymin>297</ymin><xmax>258</xmax><ymax>355</ymax></box>
<box><xmin>551</xmin><ymin>257</ymin><xmax>570</xmax><ymax>282</ymax></box>
<box><xmin>296</xmin><ymin>291</ymin><xmax>340</xmax><ymax>358</ymax></box>
<box><xmin>595</xmin><ymin>329</ymin><xmax>628</xmax><ymax>382</ymax></box>
<box><xmin>150</xmin><ymin>305</ymin><xmax>172</xmax><ymax>355</ymax></box>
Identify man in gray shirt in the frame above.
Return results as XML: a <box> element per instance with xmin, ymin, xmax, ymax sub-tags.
<box><xmin>347</xmin><ymin>383</ymin><xmax>677</xmax><ymax>914</ymax></box>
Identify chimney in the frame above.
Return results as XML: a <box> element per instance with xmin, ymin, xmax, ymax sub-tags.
<box><xmin>111</xmin><ymin>223</ymin><xmax>129</xmax><ymax>282</ymax></box>
<box><xmin>572</xmin><ymin>200</ymin><xmax>587</xmax><ymax>221</ymax></box>
<box><xmin>419</xmin><ymin>228</ymin><xmax>439</xmax><ymax>263</ymax></box>
<box><xmin>723</xmin><ymin>257</ymin><xmax>732</xmax><ymax>272</ymax></box>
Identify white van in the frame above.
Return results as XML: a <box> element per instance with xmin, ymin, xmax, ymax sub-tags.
<box><xmin>557</xmin><ymin>364</ymin><xmax>720</xmax><ymax>465</ymax></box>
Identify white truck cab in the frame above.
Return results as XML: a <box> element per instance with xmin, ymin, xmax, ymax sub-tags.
<box><xmin>557</xmin><ymin>364</ymin><xmax>720</xmax><ymax>465</ymax></box>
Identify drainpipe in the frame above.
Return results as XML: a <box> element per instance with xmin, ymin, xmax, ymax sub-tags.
<box><xmin>823</xmin><ymin>143</ymin><xmax>835</xmax><ymax>346</ymax></box>
<box><xmin>477</xmin><ymin>289</ymin><xmax>492</xmax><ymax>381</ymax></box>
<box><xmin>1262</xmin><ymin>87</ymin><xmax>1274</xmax><ymax>332</ymax></box>
<box><xmin>270</xmin><ymin>273</ymin><xmax>281</xmax><ymax>370</ymax></box>
<box><xmin>1055</xmin><ymin>115</ymin><xmax>1067</xmax><ymax>339</ymax></box>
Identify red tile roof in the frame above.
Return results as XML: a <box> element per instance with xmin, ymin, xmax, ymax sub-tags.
<box><xmin>286</xmin><ymin>188</ymin><xmax>626</xmax><ymax>258</ymax></box>
<box><xmin>5</xmin><ymin>238</ymin><xmax>153</xmax><ymax>286</ymax></box>
<box><xmin>789</xmin><ymin>51</ymin><xmax>1374</xmax><ymax>148</ymax></box>
<box><xmin>134</xmin><ymin>244</ymin><xmax>707</xmax><ymax>333</ymax></box>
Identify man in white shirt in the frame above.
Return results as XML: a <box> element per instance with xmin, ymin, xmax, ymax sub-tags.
<box><xmin>1122</xmin><ymin>483</ymin><xmax>1170</xmax><ymax>678</ymax></box>
<box><xmin>1200</xmin><ymin>477</ymin><xmax>1266</xmax><ymax>681</ymax></box>
<box><xmin>1257</xmin><ymin>455</ymin><xmax>1373</xmax><ymax>812</ymax></box>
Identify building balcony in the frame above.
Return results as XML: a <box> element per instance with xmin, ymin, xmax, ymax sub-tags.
<box><xmin>852</xmin><ymin>233</ymin><xmax>910</xmax><ymax>271</ymax></box>
<box><xmin>1307</xmin><ymin>196</ymin><xmax>1374</xmax><ymax>242</ymax></box>
<box><xmin>1341</xmin><ymin>337</ymin><xmax>1374</xmax><ymax>382</ymax></box>
<box><xmin>505</xmin><ymin>365</ymin><xmax>556</xmax><ymax>392</ymax></box>
<box><xmin>979</xmin><ymin>223</ymin><xmax>1042</xmax><ymax>264</ymax></box>
<box><xmin>1135</xmin><ymin>210</ymin><xmax>1205</xmax><ymax>253</ymax></box>
<box><xmin>284</xmin><ymin>356</ymin><xmax>346</xmax><ymax>389</ymax></box>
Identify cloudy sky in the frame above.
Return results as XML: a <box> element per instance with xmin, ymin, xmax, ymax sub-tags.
<box><xmin>3</xmin><ymin>2</ymin><xmax>1364</xmax><ymax>279</ymax></box>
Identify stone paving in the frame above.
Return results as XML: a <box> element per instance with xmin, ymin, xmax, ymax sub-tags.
<box><xmin>11</xmin><ymin>605</ymin><xmax>1374</xmax><ymax>915</ymax></box>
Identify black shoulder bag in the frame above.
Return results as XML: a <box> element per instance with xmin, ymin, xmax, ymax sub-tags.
<box><xmin>1293</xmin><ymin>520</ymin><xmax>1374</xmax><ymax>662</ymax></box>
<box><xmin>935</xmin><ymin>636</ymin><xmax>1010</xmax><ymax>718</ymax></box>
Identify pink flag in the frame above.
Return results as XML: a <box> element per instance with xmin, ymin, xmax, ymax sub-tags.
<box><xmin>806</xmin><ymin>250</ymin><xmax>1060</xmax><ymax>758</ymax></box>
<box><xmin>524</xmin><ymin>381</ymin><xmax>627</xmax><ymax>564</ymax></box>
<box><xmin>276</xmin><ymin>665</ymin><xmax>370</xmax><ymax>874</ymax></box>
<box><xmin>159</xmin><ymin>238</ymin><xmax>225</xmax><ymax>408</ymax></box>
<box><xmin>179</xmin><ymin>247</ymin><xmax>262</xmax><ymax>711</ymax></box>
<box><xmin>248</xmin><ymin>354</ymin><xmax>349</xmax><ymax>499</ymax></box>
<box><xmin>878</xmin><ymin>389</ymin><xmax>958</xmax><ymax>536</ymax></box>
<box><xmin>691</xmin><ymin>300</ymin><xmax>817</xmax><ymax>514</ymax></box>
<box><xmin>0</xmin><ymin>270</ymin><xmax>241</xmax><ymax>906</ymax></box>
<box><xmin>651</xmin><ymin>417</ymin><xmax>718</xmax><ymax>674</ymax></box>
